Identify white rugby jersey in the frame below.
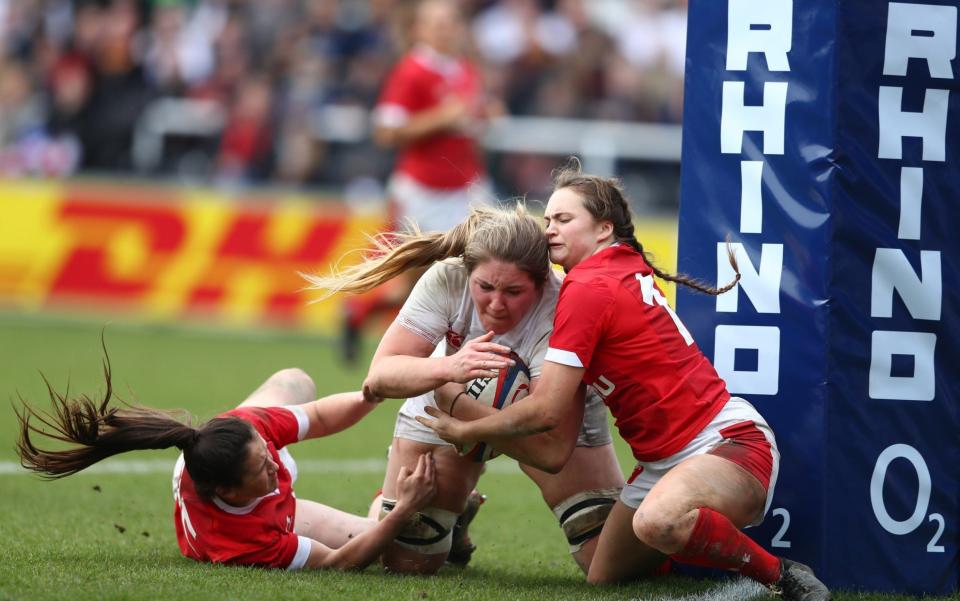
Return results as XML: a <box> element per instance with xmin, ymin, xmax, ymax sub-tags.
<box><xmin>396</xmin><ymin>259</ymin><xmax>561</xmax><ymax>422</ymax></box>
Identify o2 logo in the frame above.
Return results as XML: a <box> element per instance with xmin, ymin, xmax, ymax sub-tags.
<box><xmin>870</xmin><ymin>444</ymin><xmax>945</xmax><ymax>553</ymax></box>
<box><xmin>766</xmin><ymin>443</ymin><xmax>946</xmax><ymax>553</ymax></box>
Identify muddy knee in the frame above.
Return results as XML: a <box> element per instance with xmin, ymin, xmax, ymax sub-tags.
<box><xmin>632</xmin><ymin>508</ymin><xmax>689</xmax><ymax>553</ymax></box>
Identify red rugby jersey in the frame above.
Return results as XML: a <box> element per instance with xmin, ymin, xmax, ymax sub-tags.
<box><xmin>172</xmin><ymin>406</ymin><xmax>310</xmax><ymax>569</ymax></box>
<box><xmin>375</xmin><ymin>46</ymin><xmax>484</xmax><ymax>189</ymax></box>
<box><xmin>545</xmin><ymin>245</ymin><xmax>730</xmax><ymax>461</ymax></box>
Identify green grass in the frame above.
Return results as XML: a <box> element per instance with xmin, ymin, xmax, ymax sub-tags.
<box><xmin>0</xmin><ymin>313</ymin><xmax>949</xmax><ymax>601</ymax></box>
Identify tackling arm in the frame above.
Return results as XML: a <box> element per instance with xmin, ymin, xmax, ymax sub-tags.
<box><xmin>301</xmin><ymin>391</ymin><xmax>378</xmax><ymax>440</ymax></box>
<box><xmin>363</xmin><ymin>321</ymin><xmax>450</xmax><ymax>400</ymax></box>
<box><xmin>302</xmin><ymin>510</ymin><xmax>415</xmax><ymax>571</ymax></box>
<box><xmin>303</xmin><ymin>453</ymin><xmax>435</xmax><ymax>570</ymax></box>
<box><xmin>433</xmin><ymin>377</ymin><xmax>583</xmax><ymax>473</ymax></box>
<box><xmin>364</xmin><ymin>323</ymin><xmax>512</xmax><ymax>400</ymax></box>
<box><xmin>419</xmin><ymin>360</ymin><xmax>586</xmax><ymax>469</ymax></box>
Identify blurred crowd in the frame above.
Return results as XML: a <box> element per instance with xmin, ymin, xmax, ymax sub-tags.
<box><xmin>0</xmin><ymin>0</ymin><xmax>686</xmax><ymax>196</ymax></box>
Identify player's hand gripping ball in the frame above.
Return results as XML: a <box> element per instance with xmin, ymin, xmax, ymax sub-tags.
<box><xmin>458</xmin><ymin>351</ymin><xmax>530</xmax><ymax>462</ymax></box>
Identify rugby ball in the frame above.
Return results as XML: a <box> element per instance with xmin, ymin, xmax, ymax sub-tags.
<box><xmin>458</xmin><ymin>351</ymin><xmax>531</xmax><ymax>462</ymax></box>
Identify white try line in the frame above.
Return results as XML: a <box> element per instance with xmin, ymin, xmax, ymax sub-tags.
<box><xmin>0</xmin><ymin>457</ymin><xmax>525</xmax><ymax>476</ymax></box>
<box><xmin>641</xmin><ymin>578</ymin><xmax>766</xmax><ymax>601</ymax></box>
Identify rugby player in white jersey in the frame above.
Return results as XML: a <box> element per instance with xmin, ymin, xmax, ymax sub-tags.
<box><xmin>305</xmin><ymin>205</ymin><xmax>625</xmax><ymax>575</ymax></box>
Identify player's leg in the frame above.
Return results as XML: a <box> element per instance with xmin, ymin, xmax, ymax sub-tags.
<box><xmin>379</xmin><ymin>435</ymin><xmax>483</xmax><ymax>574</ymax></box>
<box><xmin>635</xmin><ymin>452</ymin><xmax>769</xmax><ymax>553</ymax></box>
<box><xmin>631</xmin><ymin>400</ymin><xmax>829</xmax><ymax>600</ymax></box>
<box><xmin>631</xmin><ymin>400</ymin><xmax>775</xmax><ymax>562</ymax></box>
<box><xmin>633</xmin><ymin>452</ymin><xmax>799</xmax><ymax>587</ymax></box>
<box><xmin>632</xmin><ymin>398</ymin><xmax>776</xmax><ymax>556</ymax></box>
<box><xmin>520</xmin><ymin>443</ymin><xmax>623</xmax><ymax>573</ymax></box>
<box><xmin>446</xmin><ymin>487</ymin><xmax>484</xmax><ymax>566</ymax></box>
<box><xmin>238</xmin><ymin>368</ymin><xmax>317</xmax><ymax>408</ymax></box>
<box><xmin>519</xmin><ymin>392</ymin><xmax>624</xmax><ymax>573</ymax></box>
<box><xmin>585</xmin><ymin>500</ymin><xmax>668</xmax><ymax>584</ymax></box>
<box><xmin>294</xmin><ymin>499</ymin><xmax>375</xmax><ymax>548</ymax></box>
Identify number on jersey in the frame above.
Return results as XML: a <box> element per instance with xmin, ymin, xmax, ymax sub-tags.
<box><xmin>636</xmin><ymin>273</ymin><xmax>694</xmax><ymax>345</ymax></box>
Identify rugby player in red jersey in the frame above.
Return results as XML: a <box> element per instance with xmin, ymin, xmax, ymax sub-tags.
<box><xmin>17</xmin><ymin>366</ymin><xmax>435</xmax><ymax>571</ymax></box>
<box><xmin>341</xmin><ymin>0</ymin><xmax>500</xmax><ymax>363</ymax></box>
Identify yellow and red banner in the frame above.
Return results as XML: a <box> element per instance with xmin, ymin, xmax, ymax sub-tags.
<box><xmin>0</xmin><ymin>180</ymin><xmax>386</xmax><ymax>332</ymax></box>
<box><xmin>0</xmin><ymin>179</ymin><xmax>677</xmax><ymax>333</ymax></box>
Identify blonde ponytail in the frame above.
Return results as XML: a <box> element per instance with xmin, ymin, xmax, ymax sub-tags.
<box><xmin>302</xmin><ymin>207</ymin><xmax>534</xmax><ymax>299</ymax></box>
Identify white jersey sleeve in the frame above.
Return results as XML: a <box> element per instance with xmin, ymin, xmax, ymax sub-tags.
<box><xmin>395</xmin><ymin>262</ymin><xmax>464</xmax><ymax>345</ymax></box>
<box><xmin>521</xmin><ymin>270</ymin><xmax>562</xmax><ymax>378</ymax></box>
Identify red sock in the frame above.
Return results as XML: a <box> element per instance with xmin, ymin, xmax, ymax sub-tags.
<box><xmin>652</xmin><ymin>558</ymin><xmax>673</xmax><ymax>577</ymax></box>
<box><xmin>672</xmin><ymin>507</ymin><xmax>781</xmax><ymax>584</ymax></box>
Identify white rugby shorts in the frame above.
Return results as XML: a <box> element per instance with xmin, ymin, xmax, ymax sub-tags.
<box><xmin>388</xmin><ymin>172</ymin><xmax>492</xmax><ymax>233</ymax></box>
<box><xmin>619</xmin><ymin>396</ymin><xmax>780</xmax><ymax>527</ymax></box>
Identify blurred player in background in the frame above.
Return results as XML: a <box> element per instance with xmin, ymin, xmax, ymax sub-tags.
<box><xmin>17</xmin><ymin>361</ymin><xmax>435</xmax><ymax>571</ymax></box>
<box><xmin>341</xmin><ymin>0</ymin><xmax>503</xmax><ymax>363</ymax></box>
<box><xmin>306</xmin><ymin>205</ymin><xmax>624</xmax><ymax>575</ymax></box>
<box><xmin>420</xmin><ymin>164</ymin><xmax>832</xmax><ymax>601</ymax></box>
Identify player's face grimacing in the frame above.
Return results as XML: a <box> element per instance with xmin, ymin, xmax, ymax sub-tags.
<box><xmin>469</xmin><ymin>260</ymin><xmax>539</xmax><ymax>334</ymax></box>
<box><xmin>234</xmin><ymin>434</ymin><xmax>280</xmax><ymax>500</ymax></box>
<box><xmin>544</xmin><ymin>187</ymin><xmax>612</xmax><ymax>271</ymax></box>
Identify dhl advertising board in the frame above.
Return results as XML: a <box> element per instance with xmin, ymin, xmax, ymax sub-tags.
<box><xmin>0</xmin><ymin>180</ymin><xmax>386</xmax><ymax>331</ymax></box>
<box><xmin>0</xmin><ymin>179</ymin><xmax>680</xmax><ymax>333</ymax></box>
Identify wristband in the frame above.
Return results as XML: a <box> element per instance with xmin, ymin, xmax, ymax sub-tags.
<box><xmin>448</xmin><ymin>391</ymin><xmax>467</xmax><ymax>417</ymax></box>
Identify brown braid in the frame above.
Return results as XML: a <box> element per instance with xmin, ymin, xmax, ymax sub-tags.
<box><xmin>551</xmin><ymin>159</ymin><xmax>741</xmax><ymax>296</ymax></box>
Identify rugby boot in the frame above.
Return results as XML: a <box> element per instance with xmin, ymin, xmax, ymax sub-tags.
<box><xmin>772</xmin><ymin>558</ymin><xmax>832</xmax><ymax>601</ymax></box>
<box><xmin>447</xmin><ymin>490</ymin><xmax>485</xmax><ymax>566</ymax></box>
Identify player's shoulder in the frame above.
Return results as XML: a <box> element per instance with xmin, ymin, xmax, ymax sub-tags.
<box><xmin>460</xmin><ymin>56</ymin><xmax>482</xmax><ymax>77</ymax></box>
<box><xmin>224</xmin><ymin>406</ymin><xmax>298</xmax><ymax>439</ymax></box>
<box><xmin>426</xmin><ymin>259</ymin><xmax>469</xmax><ymax>288</ymax></box>
<box><xmin>572</xmin><ymin>246</ymin><xmax>645</xmax><ymax>283</ymax></box>
<box><xmin>225</xmin><ymin>406</ymin><xmax>288</xmax><ymax>424</ymax></box>
<box><xmin>563</xmin><ymin>261</ymin><xmax>615</xmax><ymax>289</ymax></box>
<box><xmin>405</xmin><ymin>260</ymin><xmax>469</xmax><ymax>314</ymax></box>
<box><xmin>559</xmin><ymin>265</ymin><xmax>619</xmax><ymax>311</ymax></box>
<box><xmin>396</xmin><ymin>52</ymin><xmax>435</xmax><ymax>77</ymax></box>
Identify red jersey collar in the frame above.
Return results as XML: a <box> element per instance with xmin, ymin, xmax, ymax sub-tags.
<box><xmin>568</xmin><ymin>242</ymin><xmax>637</xmax><ymax>273</ymax></box>
<box><xmin>411</xmin><ymin>44</ymin><xmax>463</xmax><ymax>77</ymax></box>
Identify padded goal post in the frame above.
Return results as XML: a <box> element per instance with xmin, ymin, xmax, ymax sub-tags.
<box><xmin>675</xmin><ymin>0</ymin><xmax>958</xmax><ymax>594</ymax></box>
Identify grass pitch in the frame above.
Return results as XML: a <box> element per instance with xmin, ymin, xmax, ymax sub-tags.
<box><xmin>0</xmin><ymin>313</ymin><xmax>944</xmax><ymax>601</ymax></box>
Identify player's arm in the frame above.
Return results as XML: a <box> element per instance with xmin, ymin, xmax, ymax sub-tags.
<box><xmin>300</xmin><ymin>390</ymin><xmax>378</xmax><ymax>440</ymax></box>
<box><xmin>433</xmin><ymin>377</ymin><xmax>583</xmax><ymax>474</ymax></box>
<box><xmin>420</xmin><ymin>360</ymin><xmax>585</xmax><ymax>471</ymax></box>
<box><xmin>373</xmin><ymin>96</ymin><xmax>468</xmax><ymax>147</ymax></box>
<box><xmin>303</xmin><ymin>453</ymin><xmax>436</xmax><ymax>570</ymax></box>
<box><xmin>364</xmin><ymin>324</ymin><xmax>512</xmax><ymax>400</ymax></box>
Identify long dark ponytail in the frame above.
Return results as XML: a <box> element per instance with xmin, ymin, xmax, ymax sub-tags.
<box><xmin>552</xmin><ymin>160</ymin><xmax>741</xmax><ymax>296</ymax></box>
<box><xmin>15</xmin><ymin>348</ymin><xmax>254</xmax><ymax>499</ymax></box>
